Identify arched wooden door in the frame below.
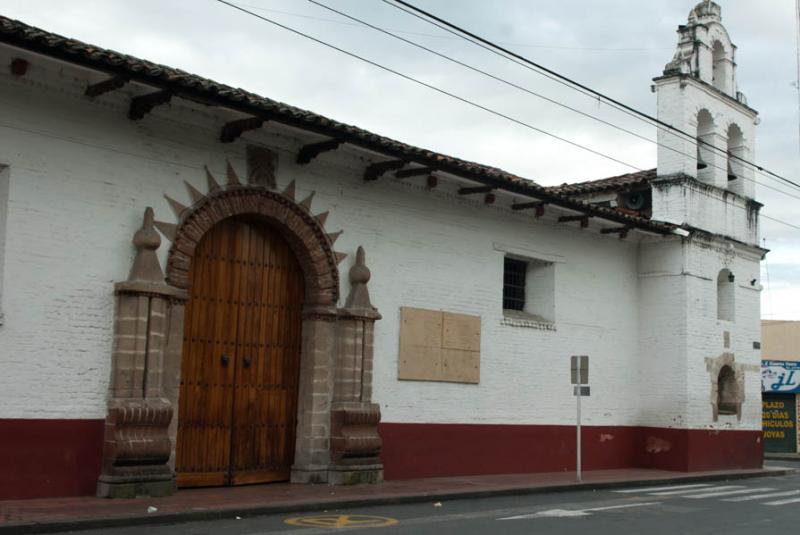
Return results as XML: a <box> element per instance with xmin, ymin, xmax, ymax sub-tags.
<box><xmin>176</xmin><ymin>216</ymin><xmax>304</xmax><ymax>487</ymax></box>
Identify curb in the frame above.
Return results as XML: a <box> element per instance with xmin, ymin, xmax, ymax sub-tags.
<box><xmin>1</xmin><ymin>468</ymin><xmax>795</xmax><ymax>534</ymax></box>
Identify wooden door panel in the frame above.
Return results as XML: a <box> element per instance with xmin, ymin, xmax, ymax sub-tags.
<box><xmin>176</xmin><ymin>218</ymin><xmax>242</xmax><ymax>487</ymax></box>
<box><xmin>230</xmin><ymin>221</ymin><xmax>304</xmax><ymax>482</ymax></box>
<box><xmin>177</xmin><ymin>216</ymin><xmax>303</xmax><ymax>487</ymax></box>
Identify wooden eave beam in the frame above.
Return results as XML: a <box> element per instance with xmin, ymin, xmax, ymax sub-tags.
<box><xmin>458</xmin><ymin>186</ymin><xmax>493</xmax><ymax>195</ymax></box>
<box><xmin>296</xmin><ymin>138</ymin><xmax>343</xmax><ymax>164</ymax></box>
<box><xmin>11</xmin><ymin>40</ymin><xmax>672</xmax><ymax>236</ymax></box>
<box><xmin>558</xmin><ymin>215</ymin><xmax>590</xmax><ymax>228</ymax></box>
<box><xmin>220</xmin><ymin>116</ymin><xmax>264</xmax><ymax>143</ymax></box>
<box><xmin>511</xmin><ymin>201</ymin><xmax>544</xmax><ymax>211</ymax></box>
<box><xmin>128</xmin><ymin>90</ymin><xmax>172</xmax><ymax>120</ymax></box>
<box><xmin>85</xmin><ymin>75</ymin><xmax>128</xmax><ymax>98</ymax></box>
<box><xmin>395</xmin><ymin>167</ymin><xmax>434</xmax><ymax>179</ymax></box>
<box><xmin>364</xmin><ymin>159</ymin><xmax>406</xmax><ymax>181</ymax></box>
<box><xmin>600</xmin><ymin>226</ymin><xmax>631</xmax><ymax>238</ymax></box>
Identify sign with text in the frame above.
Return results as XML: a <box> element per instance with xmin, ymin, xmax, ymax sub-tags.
<box><xmin>762</xmin><ymin>360</ymin><xmax>800</xmax><ymax>394</ymax></box>
<box><xmin>571</xmin><ymin>355</ymin><xmax>589</xmax><ymax>385</ymax></box>
<box><xmin>762</xmin><ymin>393</ymin><xmax>797</xmax><ymax>453</ymax></box>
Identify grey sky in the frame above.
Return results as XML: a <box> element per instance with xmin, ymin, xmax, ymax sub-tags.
<box><xmin>3</xmin><ymin>0</ymin><xmax>799</xmax><ymax>318</ymax></box>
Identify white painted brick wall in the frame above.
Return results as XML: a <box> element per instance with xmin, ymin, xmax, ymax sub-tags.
<box><xmin>0</xmin><ymin>50</ymin><xmax>762</xmax><ymax>433</ymax></box>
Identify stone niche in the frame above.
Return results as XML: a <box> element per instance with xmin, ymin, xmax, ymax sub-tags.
<box><xmin>707</xmin><ymin>352</ymin><xmax>745</xmax><ymax>422</ymax></box>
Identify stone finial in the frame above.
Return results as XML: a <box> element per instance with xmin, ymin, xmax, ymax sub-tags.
<box><xmin>688</xmin><ymin>0</ymin><xmax>721</xmax><ymax>23</ymax></box>
<box><xmin>127</xmin><ymin>207</ymin><xmax>165</xmax><ymax>283</ymax></box>
<box><xmin>344</xmin><ymin>246</ymin><xmax>374</xmax><ymax>311</ymax></box>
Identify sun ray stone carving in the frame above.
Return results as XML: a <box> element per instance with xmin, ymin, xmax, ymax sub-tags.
<box><xmin>154</xmin><ymin>162</ymin><xmax>347</xmax><ymax>297</ymax></box>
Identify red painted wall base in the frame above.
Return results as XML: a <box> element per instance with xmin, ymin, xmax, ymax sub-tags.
<box><xmin>0</xmin><ymin>420</ymin><xmax>763</xmax><ymax>499</ymax></box>
<box><xmin>0</xmin><ymin>419</ymin><xmax>104</xmax><ymax>500</ymax></box>
<box><xmin>379</xmin><ymin>423</ymin><xmax>763</xmax><ymax>480</ymax></box>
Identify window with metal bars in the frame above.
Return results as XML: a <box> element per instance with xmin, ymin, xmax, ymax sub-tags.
<box><xmin>503</xmin><ymin>257</ymin><xmax>527</xmax><ymax>311</ymax></box>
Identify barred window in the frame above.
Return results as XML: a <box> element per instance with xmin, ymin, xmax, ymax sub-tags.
<box><xmin>503</xmin><ymin>257</ymin><xmax>527</xmax><ymax>311</ymax></box>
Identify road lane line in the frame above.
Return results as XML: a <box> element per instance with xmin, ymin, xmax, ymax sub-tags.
<box><xmin>613</xmin><ymin>483</ymin><xmax>712</xmax><ymax>494</ymax></box>
<box><xmin>648</xmin><ymin>485</ymin><xmax>744</xmax><ymax>496</ymax></box>
<box><xmin>724</xmin><ymin>490</ymin><xmax>800</xmax><ymax>502</ymax></box>
<box><xmin>682</xmin><ymin>487</ymin><xmax>774</xmax><ymax>499</ymax></box>
<box><xmin>499</xmin><ymin>502</ymin><xmax>662</xmax><ymax>520</ymax></box>
<box><xmin>764</xmin><ymin>496</ymin><xmax>800</xmax><ymax>506</ymax></box>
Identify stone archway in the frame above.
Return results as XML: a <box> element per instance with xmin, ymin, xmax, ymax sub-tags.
<box><xmin>97</xmin><ymin>161</ymin><xmax>383</xmax><ymax>498</ymax></box>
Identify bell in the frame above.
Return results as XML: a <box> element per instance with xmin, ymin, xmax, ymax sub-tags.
<box><xmin>696</xmin><ymin>143</ymin><xmax>708</xmax><ymax>170</ymax></box>
<box><xmin>727</xmin><ymin>160</ymin><xmax>737</xmax><ymax>181</ymax></box>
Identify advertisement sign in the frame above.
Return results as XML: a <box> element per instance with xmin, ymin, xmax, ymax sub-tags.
<box><xmin>762</xmin><ymin>360</ymin><xmax>800</xmax><ymax>394</ymax></box>
<box><xmin>762</xmin><ymin>393</ymin><xmax>797</xmax><ymax>453</ymax></box>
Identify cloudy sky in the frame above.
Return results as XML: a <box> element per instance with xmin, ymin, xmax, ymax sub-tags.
<box><xmin>3</xmin><ymin>0</ymin><xmax>799</xmax><ymax>318</ymax></box>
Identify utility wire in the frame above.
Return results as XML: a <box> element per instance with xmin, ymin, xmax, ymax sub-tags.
<box><xmin>306</xmin><ymin>0</ymin><xmax>800</xmax><ymax>203</ymax></box>
<box><xmin>215</xmin><ymin>0</ymin><xmax>641</xmax><ymax>171</ymax></box>
<box><xmin>215</xmin><ymin>1</ymin><xmax>800</xmax><ymax>231</ymax></box>
<box><xmin>235</xmin><ymin>3</ymin><xmax>671</xmax><ymax>51</ymax></box>
<box><xmin>384</xmin><ymin>0</ymin><xmax>800</xmax><ymax>193</ymax></box>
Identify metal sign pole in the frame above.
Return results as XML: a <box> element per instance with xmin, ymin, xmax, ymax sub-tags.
<box><xmin>576</xmin><ymin>360</ymin><xmax>582</xmax><ymax>482</ymax></box>
<box><xmin>571</xmin><ymin>355</ymin><xmax>588</xmax><ymax>483</ymax></box>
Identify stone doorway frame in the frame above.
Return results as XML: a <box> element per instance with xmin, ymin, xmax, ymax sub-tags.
<box><xmin>97</xmin><ymin>162</ymin><xmax>383</xmax><ymax>497</ymax></box>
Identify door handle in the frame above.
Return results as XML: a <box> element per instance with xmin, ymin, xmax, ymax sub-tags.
<box><xmin>243</xmin><ymin>356</ymin><xmax>252</xmax><ymax>368</ymax></box>
<box><xmin>221</xmin><ymin>354</ymin><xmax>229</xmax><ymax>367</ymax></box>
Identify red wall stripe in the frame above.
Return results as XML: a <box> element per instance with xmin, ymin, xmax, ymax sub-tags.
<box><xmin>0</xmin><ymin>419</ymin><xmax>763</xmax><ymax>499</ymax></box>
<box><xmin>379</xmin><ymin>423</ymin><xmax>763</xmax><ymax>480</ymax></box>
<box><xmin>0</xmin><ymin>419</ymin><xmax>104</xmax><ymax>500</ymax></box>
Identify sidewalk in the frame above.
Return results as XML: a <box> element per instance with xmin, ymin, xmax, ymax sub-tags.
<box><xmin>0</xmin><ymin>466</ymin><xmax>794</xmax><ymax>534</ymax></box>
<box><xmin>765</xmin><ymin>453</ymin><xmax>800</xmax><ymax>462</ymax></box>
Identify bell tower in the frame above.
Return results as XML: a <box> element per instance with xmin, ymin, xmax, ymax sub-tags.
<box><xmin>653</xmin><ymin>0</ymin><xmax>759</xmax><ymax>213</ymax></box>
<box><xmin>635</xmin><ymin>1</ymin><xmax>765</xmax><ymax>471</ymax></box>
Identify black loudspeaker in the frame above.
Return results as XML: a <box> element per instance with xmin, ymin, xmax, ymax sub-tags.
<box><xmin>619</xmin><ymin>191</ymin><xmax>647</xmax><ymax>211</ymax></box>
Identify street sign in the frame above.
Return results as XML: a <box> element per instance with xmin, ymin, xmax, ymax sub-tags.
<box><xmin>571</xmin><ymin>355</ymin><xmax>590</xmax><ymax>483</ymax></box>
<box><xmin>571</xmin><ymin>355</ymin><xmax>589</xmax><ymax>384</ymax></box>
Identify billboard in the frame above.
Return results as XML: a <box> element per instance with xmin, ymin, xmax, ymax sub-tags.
<box><xmin>762</xmin><ymin>360</ymin><xmax>800</xmax><ymax>394</ymax></box>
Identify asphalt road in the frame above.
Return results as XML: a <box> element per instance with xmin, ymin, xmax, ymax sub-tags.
<box><xmin>64</xmin><ymin>465</ymin><xmax>800</xmax><ymax>535</ymax></box>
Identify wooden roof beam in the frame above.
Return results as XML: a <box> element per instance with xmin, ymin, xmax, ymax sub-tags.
<box><xmin>511</xmin><ymin>201</ymin><xmax>546</xmax><ymax>217</ymax></box>
<box><xmin>600</xmin><ymin>226</ymin><xmax>630</xmax><ymax>238</ymax></box>
<box><xmin>220</xmin><ymin>116</ymin><xmax>264</xmax><ymax>143</ymax></box>
<box><xmin>458</xmin><ymin>186</ymin><xmax>493</xmax><ymax>195</ymax></box>
<box><xmin>558</xmin><ymin>215</ymin><xmax>590</xmax><ymax>228</ymax></box>
<box><xmin>85</xmin><ymin>75</ymin><xmax>128</xmax><ymax>98</ymax></box>
<box><xmin>364</xmin><ymin>159</ymin><xmax>406</xmax><ymax>181</ymax></box>
<box><xmin>296</xmin><ymin>138</ymin><xmax>343</xmax><ymax>165</ymax></box>
<box><xmin>395</xmin><ymin>167</ymin><xmax>434</xmax><ymax>179</ymax></box>
<box><xmin>129</xmin><ymin>90</ymin><xmax>172</xmax><ymax>120</ymax></box>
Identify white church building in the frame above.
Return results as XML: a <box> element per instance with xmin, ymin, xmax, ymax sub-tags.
<box><xmin>0</xmin><ymin>1</ymin><xmax>765</xmax><ymax>500</ymax></box>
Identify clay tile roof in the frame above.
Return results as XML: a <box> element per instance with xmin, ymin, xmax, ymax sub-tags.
<box><xmin>0</xmin><ymin>15</ymin><xmax>676</xmax><ymax>235</ymax></box>
<box><xmin>548</xmin><ymin>169</ymin><xmax>656</xmax><ymax>196</ymax></box>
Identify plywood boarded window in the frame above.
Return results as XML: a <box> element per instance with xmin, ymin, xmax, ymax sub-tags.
<box><xmin>398</xmin><ymin>307</ymin><xmax>480</xmax><ymax>384</ymax></box>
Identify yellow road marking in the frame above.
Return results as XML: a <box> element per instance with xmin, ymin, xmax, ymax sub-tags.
<box><xmin>285</xmin><ymin>514</ymin><xmax>398</xmax><ymax>528</ymax></box>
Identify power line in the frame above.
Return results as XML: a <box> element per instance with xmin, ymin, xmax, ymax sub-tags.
<box><xmin>305</xmin><ymin>0</ymin><xmax>800</xmax><ymax>203</ymax></box>
<box><xmin>215</xmin><ymin>0</ymin><xmax>641</xmax><ymax>171</ymax></box>
<box><xmin>384</xmin><ymin>0</ymin><xmax>800</xmax><ymax>194</ymax></box>
<box><xmin>214</xmin><ymin>1</ymin><xmax>800</xmax><ymax>231</ymax></box>
<box><xmin>234</xmin><ymin>2</ymin><xmax>672</xmax><ymax>52</ymax></box>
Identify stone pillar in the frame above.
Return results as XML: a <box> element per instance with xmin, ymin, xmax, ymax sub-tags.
<box><xmin>329</xmin><ymin>247</ymin><xmax>383</xmax><ymax>484</ymax></box>
<box><xmin>290</xmin><ymin>305</ymin><xmax>337</xmax><ymax>483</ymax></box>
<box><xmin>97</xmin><ymin>208</ymin><xmax>186</xmax><ymax>498</ymax></box>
